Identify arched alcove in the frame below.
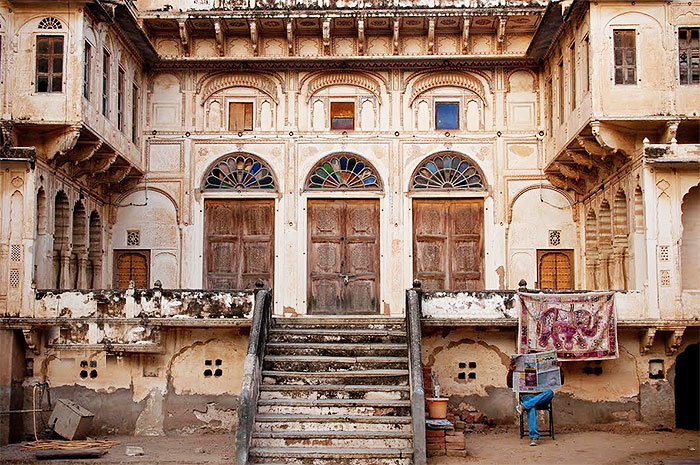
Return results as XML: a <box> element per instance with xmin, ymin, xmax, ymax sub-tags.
<box><xmin>612</xmin><ymin>189</ymin><xmax>629</xmax><ymax>289</ymax></box>
<box><xmin>681</xmin><ymin>185</ymin><xmax>700</xmax><ymax>290</ymax></box>
<box><xmin>634</xmin><ymin>185</ymin><xmax>644</xmax><ymax>232</ymax></box>
<box><xmin>88</xmin><ymin>211</ymin><xmax>103</xmax><ymax>288</ymax></box>
<box><xmin>53</xmin><ymin>191</ymin><xmax>70</xmax><ymax>288</ymax></box>
<box><xmin>598</xmin><ymin>200</ymin><xmax>613</xmax><ymax>289</ymax></box>
<box><xmin>70</xmin><ymin>201</ymin><xmax>87</xmax><ymax>288</ymax></box>
<box><xmin>585</xmin><ymin>209</ymin><xmax>598</xmax><ymax>290</ymax></box>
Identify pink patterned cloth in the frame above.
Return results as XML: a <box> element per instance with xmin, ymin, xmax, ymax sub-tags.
<box><xmin>518</xmin><ymin>292</ymin><xmax>618</xmax><ymax>360</ymax></box>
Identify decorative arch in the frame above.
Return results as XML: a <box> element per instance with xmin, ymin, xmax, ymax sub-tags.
<box><xmin>200</xmin><ymin>73</ymin><xmax>279</xmax><ymax>104</ymax></box>
<box><xmin>409</xmin><ymin>72</ymin><xmax>487</xmax><ymax>106</ymax></box>
<box><xmin>410</xmin><ymin>151</ymin><xmax>486</xmax><ymax>192</ymax></box>
<box><xmin>114</xmin><ymin>187</ymin><xmax>180</xmax><ymax>224</ymax></box>
<box><xmin>507</xmin><ymin>184</ymin><xmax>575</xmax><ymax>224</ymax></box>
<box><xmin>681</xmin><ymin>184</ymin><xmax>700</xmax><ymax>290</ymax></box>
<box><xmin>305</xmin><ymin>153</ymin><xmax>382</xmax><ymax>191</ymax></box>
<box><xmin>202</xmin><ymin>153</ymin><xmax>277</xmax><ymax>192</ymax></box>
<box><xmin>305</xmin><ymin>72</ymin><xmax>382</xmax><ymax>103</ymax></box>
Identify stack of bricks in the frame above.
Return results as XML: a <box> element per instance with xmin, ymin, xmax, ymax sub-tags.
<box><xmin>426</xmin><ymin>424</ymin><xmax>467</xmax><ymax>457</ymax></box>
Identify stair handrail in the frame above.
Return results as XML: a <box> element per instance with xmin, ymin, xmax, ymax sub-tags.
<box><xmin>406</xmin><ymin>280</ymin><xmax>427</xmax><ymax>465</ymax></box>
<box><xmin>235</xmin><ymin>280</ymin><xmax>273</xmax><ymax>465</ymax></box>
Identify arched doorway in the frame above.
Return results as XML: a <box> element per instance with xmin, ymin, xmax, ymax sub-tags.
<box><xmin>410</xmin><ymin>152</ymin><xmax>486</xmax><ymax>291</ymax></box>
<box><xmin>304</xmin><ymin>153</ymin><xmax>383</xmax><ymax>314</ymax></box>
<box><xmin>201</xmin><ymin>153</ymin><xmax>277</xmax><ymax>290</ymax></box>
<box><xmin>675</xmin><ymin>342</ymin><xmax>699</xmax><ymax>430</ymax></box>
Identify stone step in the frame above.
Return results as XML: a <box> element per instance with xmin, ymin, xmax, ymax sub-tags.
<box><xmin>254</xmin><ymin>414</ymin><xmax>412</xmax><ymax>432</ymax></box>
<box><xmin>265</xmin><ymin>342</ymin><xmax>408</xmax><ymax>357</ymax></box>
<box><xmin>268</xmin><ymin>328</ymin><xmax>407</xmax><ymax>344</ymax></box>
<box><xmin>259</xmin><ymin>384</ymin><xmax>410</xmax><ymax>401</ymax></box>
<box><xmin>257</xmin><ymin>398</ymin><xmax>411</xmax><ymax>416</ymax></box>
<box><xmin>272</xmin><ymin>317</ymin><xmax>406</xmax><ymax>331</ymax></box>
<box><xmin>263</xmin><ymin>355</ymin><xmax>409</xmax><ymax>372</ymax></box>
<box><xmin>262</xmin><ymin>369</ymin><xmax>409</xmax><ymax>386</ymax></box>
<box><xmin>249</xmin><ymin>447</ymin><xmax>413</xmax><ymax>465</ymax></box>
<box><xmin>251</xmin><ymin>430</ymin><xmax>412</xmax><ymax>449</ymax></box>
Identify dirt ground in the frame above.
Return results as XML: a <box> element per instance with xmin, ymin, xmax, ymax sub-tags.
<box><xmin>0</xmin><ymin>427</ymin><xmax>698</xmax><ymax>465</ymax></box>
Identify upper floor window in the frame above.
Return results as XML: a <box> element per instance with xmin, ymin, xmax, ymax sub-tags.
<box><xmin>36</xmin><ymin>36</ymin><xmax>63</xmax><ymax>93</ymax></box>
<box><xmin>117</xmin><ymin>67</ymin><xmax>125</xmax><ymax>131</ymax></box>
<box><xmin>558</xmin><ymin>59</ymin><xmax>565</xmax><ymax>123</ymax></box>
<box><xmin>83</xmin><ymin>42</ymin><xmax>91</xmax><ymax>100</ymax></box>
<box><xmin>613</xmin><ymin>30</ymin><xmax>636</xmax><ymax>85</ymax></box>
<box><xmin>102</xmin><ymin>49</ymin><xmax>110</xmax><ymax>116</ymax></box>
<box><xmin>679</xmin><ymin>28</ymin><xmax>699</xmax><ymax>85</ymax></box>
<box><xmin>228</xmin><ymin>102</ymin><xmax>253</xmax><ymax>132</ymax></box>
<box><xmin>330</xmin><ymin>102</ymin><xmax>354</xmax><ymax>130</ymax></box>
<box><xmin>435</xmin><ymin>102</ymin><xmax>459</xmax><ymax>130</ymax></box>
<box><xmin>570</xmin><ymin>42</ymin><xmax>576</xmax><ymax>109</ymax></box>
<box><xmin>583</xmin><ymin>35</ymin><xmax>590</xmax><ymax>93</ymax></box>
<box><xmin>132</xmin><ymin>83</ymin><xmax>139</xmax><ymax>144</ymax></box>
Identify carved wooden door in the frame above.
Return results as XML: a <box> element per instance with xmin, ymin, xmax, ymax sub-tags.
<box><xmin>204</xmin><ymin>199</ymin><xmax>274</xmax><ymax>289</ymax></box>
<box><xmin>114</xmin><ymin>250</ymin><xmax>149</xmax><ymax>289</ymax></box>
<box><xmin>537</xmin><ymin>250</ymin><xmax>574</xmax><ymax>290</ymax></box>
<box><xmin>308</xmin><ymin>199</ymin><xmax>379</xmax><ymax>314</ymax></box>
<box><xmin>413</xmin><ymin>199</ymin><xmax>483</xmax><ymax>291</ymax></box>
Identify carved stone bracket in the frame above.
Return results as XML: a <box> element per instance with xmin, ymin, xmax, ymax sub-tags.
<box><xmin>392</xmin><ymin>18</ymin><xmax>400</xmax><ymax>56</ymax></box>
<box><xmin>589</xmin><ymin>120</ymin><xmax>634</xmax><ymax>160</ymax></box>
<box><xmin>640</xmin><ymin>327</ymin><xmax>656</xmax><ymax>355</ymax></box>
<box><xmin>44</xmin><ymin>124</ymin><xmax>82</xmax><ymax>161</ymax></box>
<box><xmin>662</xmin><ymin>119</ymin><xmax>680</xmax><ymax>144</ymax></box>
<box><xmin>546</xmin><ymin>172</ymin><xmax>584</xmax><ymax>195</ymax></box>
<box><xmin>178</xmin><ymin>19</ymin><xmax>190</xmax><ymax>56</ymax></box>
<box><xmin>322</xmin><ymin>18</ymin><xmax>331</xmax><ymax>55</ymax></box>
<box><xmin>249</xmin><ymin>20</ymin><xmax>258</xmax><ymax>56</ymax></box>
<box><xmin>461</xmin><ymin>17</ymin><xmax>470</xmax><ymax>54</ymax></box>
<box><xmin>555</xmin><ymin>162</ymin><xmax>597</xmax><ymax>184</ymax></box>
<box><xmin>357</xmin><ymin>18</ymin><xmax>365</xmax><ymax>56</ymax></box>
<box><xmin>427</xmin><ymin>18</ymin><xmax>435</xmax><ymax>55</ymax></box>
<box><xmin>214</xmin><ymin>20</ymin><xmax>224</xmax><ymax>57</ymax></box>
<box><xmin>63</xmin><ymin>140</ymin><xmax>103</xmax><ymax>167</ymax></box>
<box><xmin>23</xmin><ymin>328</ymin><xmax>41</xmax><ymax>355</ymax></box>
<box><xmin>496</xmin><ymin>15</ymin><xmax>506</xmax><ymax>47</ymax></box>
<box><xmin>665</xmin><ymin>327</ymin><xmax>685</xmax><ymax>356</ymax></box>
<box><xmin>286</xmin><ymin>20</ymin><xmax>294</xmax><ymax>56</ymax></box>
<box><xmin>568</xmin><ymin>149</ymin><xmax>613</xmax><ymax>172</ymax></box>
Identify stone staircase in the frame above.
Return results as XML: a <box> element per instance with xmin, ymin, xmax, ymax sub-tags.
<box><xmin>249</xmin><ymin>316</ymin><xmax>414</xmax><ymax>465</ymax></box>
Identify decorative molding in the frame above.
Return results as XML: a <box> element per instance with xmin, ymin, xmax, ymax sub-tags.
<box><xmin>200</xmin><ymin>73</ymin><xmax>279</xmax><ymax>104</ymax></box>
<box><xmin>305</xmin><ymin>72</ymin><xmax>382</xmax><ymax>103</ymax></box>
<box><xmin>409</xmin><ymin>71</ymin><xmax>486</xmax><ymax>105</ymax></box>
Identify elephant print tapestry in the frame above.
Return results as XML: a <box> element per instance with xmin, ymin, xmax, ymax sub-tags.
<box><xmin>518</xmin><ymin>292</ymin><xmax>618</xmax><ymax>360</ymax></box>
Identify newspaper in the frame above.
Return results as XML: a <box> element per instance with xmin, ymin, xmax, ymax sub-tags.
<box><xmin>511</xmin><ymin>350</ymin><xmax>562</xmax><ymax>393</ymax></box>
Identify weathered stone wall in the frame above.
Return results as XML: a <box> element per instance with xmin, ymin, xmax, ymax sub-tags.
<box><xmin>20</xmin><ymin>328</ymin><xmax>248</xmax><ymax>437</ymax></box>
<box><xmin>422</xmin><ymin>327</ymin><xmax>700</xmax><ymax>428</ymax></box>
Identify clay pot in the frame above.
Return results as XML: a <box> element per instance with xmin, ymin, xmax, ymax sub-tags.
<box><xmin>427</xmin><ymin>398</ymin><xmax>449</xmax><ymax>419</ymax></box>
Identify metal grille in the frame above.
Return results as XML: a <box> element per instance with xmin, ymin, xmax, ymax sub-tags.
<box><xmin>412</xmin><ymin>153</ymin><xmax>484</xmax><ymax>190</ymax></box>
<box><xmin>127</xmin><ymin>230</ymin><xmax>141</xmax><ymax>247</ymax></box>
<box><xmin>38</xmin><ymin>17</ymin><xmax>62</xmax><ymax>29</ymax></box>
<box><xmin>307</xmin><ymin>154</ymin><xmax>381</xmax><ymax>190</ymax></box>
<box><xmin>203</xmin><ymin>154</ymin><xmax>276</xmax><ymax>191</ymax></box>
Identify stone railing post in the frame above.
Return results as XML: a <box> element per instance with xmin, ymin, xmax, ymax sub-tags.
<box><xmin>406</xmin><ymin>280</ymin><xmax>426</xmax><ymax>465</ymax></box>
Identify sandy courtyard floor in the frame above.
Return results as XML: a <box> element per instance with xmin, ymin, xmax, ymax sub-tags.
<box><xmin>0</xmin><ymin>427</ymin><xmax>698</xmax><ymax>465</ymax></box>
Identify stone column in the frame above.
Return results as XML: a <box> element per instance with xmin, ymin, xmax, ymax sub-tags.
<box><xmin>597</xmin><ymin>251</ymin><xmax>611</xmax><ymax>290</ymax></box>
<box><xmin>59</xmin><ymin>249</ymin><xmax>72</xmax><ymax>289</ymax></box>
<box><xmin>585</xmin><ymin>251</ymin><xmax>598</xmax><ymax>290</ymax></box>
<box><xmin>76</xmin><ymin>251</ymin><xmax>89</xmax><ymax>289</ymax></box>
<box><xmin>611</xmin><ymin>246</ymin><xmax>627</xmax><ymax>290</ymax></box>
<box><xmin>91</xmin><ymin>257</ymin><xmax>103</xmax><ymax>289</ymax></box>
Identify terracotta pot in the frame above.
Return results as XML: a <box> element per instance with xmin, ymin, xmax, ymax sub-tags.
<box><xmin>427</xmin><ymin>397</ymin><xmax>449</xmax><ymax>419</ymax></box>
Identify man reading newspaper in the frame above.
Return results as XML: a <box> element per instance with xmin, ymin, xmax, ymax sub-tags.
<box><xmin>506</xmin><ymin>350</ymin><xmax>564</xmax><ymax>446</ymax></box>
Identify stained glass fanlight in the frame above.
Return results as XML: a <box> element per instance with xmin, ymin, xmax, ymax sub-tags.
<box><xmin>306</xmin><ymin>154</ymin><xmax>382</xmax><ymax>190</ymax></box>
<box><xmin>203</xmin><ymin>154</ymin><xmax>276</xmax><ymax>191</ymax></box>
<box><xmin>412</xmin><ymin>153</ymin><xmax>485</xmax><ymax>190</ymax></box>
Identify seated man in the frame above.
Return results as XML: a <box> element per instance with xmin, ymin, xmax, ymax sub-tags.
<box><xmin>506</xmin><ymin>361</ymin><xmax>564</xmax><ymax>446</ymax></box>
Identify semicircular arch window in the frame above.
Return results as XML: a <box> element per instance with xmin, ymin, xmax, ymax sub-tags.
<box><xmin>411</xmin><ymin>152</ymin><xmax>485</xmax><ymax>190</ymax></box>
<box><xmin>306</xmin><ymin>153</ymin><xmax>382</xmax><ymax>190</ymax></box>
<box><xmin>203</xmin><ymin>154</ymin><xmax>276</xmax><ymax>191</ymax></box>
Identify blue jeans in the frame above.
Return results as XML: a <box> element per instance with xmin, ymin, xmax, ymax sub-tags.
<box><xmin>522</xmin><ymin>390</ymin><xmax>554</xmax><ymax>439</ymax></box>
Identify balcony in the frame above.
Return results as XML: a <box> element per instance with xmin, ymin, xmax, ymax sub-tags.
<box><xmin>643</xmin><ymin>141</ymin><xmax>700</xmax><ymax>168</ymax></box>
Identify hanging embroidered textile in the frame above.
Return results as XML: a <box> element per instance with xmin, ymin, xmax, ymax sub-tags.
<box><xmin>518</xmin><ymin>292</ymin><xmax>618</xmax><ymax>360</ymax></box>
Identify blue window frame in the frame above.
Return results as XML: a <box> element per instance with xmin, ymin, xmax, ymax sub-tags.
<box><xmin>435</xmin><ymin>102</ymin><xmax>459</xmax><ymax>130</ymax></box>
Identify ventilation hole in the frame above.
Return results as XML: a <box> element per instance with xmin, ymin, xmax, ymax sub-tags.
<box><xmin>9</xmin><ymin>269</ymin><xmax>20</xmax><ymax>288</ymax></box>
<box><xmin>25</xmin><ymin>359</ymin><xmax>34</xmax><ymax>377</ymax></box>
<box><xmin>583</xmin><ymin>366</ymin><xmax>593</xmax><ymax>375</ymax></box>
<box><xmin>80</xmin><ymin>370</ymin><xmax>88</xmax><ymax>379</ymax></box>
<box><xmin>204</xmin><ymin>369</ymin><xmax>212</xmax><ymax>377</ymax></box>
<box><xmin>593</xmin><ymin>366</ymin><xmax>603</xmax><ymax>376</ymax></box>
<box><xmin>10</xmin><ymin>244</ymin><xmax>21</xmax><ymax>262</ymax></box>
<box><xmin>458</xmin><ymin>362</ymin><xmax>466</xmax><ymax>369</ymax></box>
<box><xmin>468</xmin><ymin>372</ymin><xmax>476</xmax><ymax>379</ymax></box>
<box><xmin>468</xmin><ymin>362</ymin><xmax>477</xmax><ymax>369</ymax></box>
<box><xmin>214</xmin><ymin>369</ymin><xmax>223</xmax><ymax>377</ymax></box>
<box><xmin>80</xmin><ymin>360</ymin><xmax>88</xmax><ymax>368</ymax></box>
<box><xmin>215</xmin><ymin>359</ymin><xmax>222</xmax><ymax>366</ymax></box>
<box><xmin>127</xmin><ymin>230</ymin><xmax>141</xmax><ymax>247</ymax></box>
<box><xmin>205</xmin><ymin>360</ymin><xmax>212</xmax><ymax>366</ymax></box>
<box><xmin>548</xmin><ymin>230</ymin><xmax>561</xmax><ymax>246</ymax></box>
<box><xmin>90</xmin><ymin>360</ymin><xmax>97</xmax><ymax>368</ymax></box>
<box><xmin>458</xmin><ymin>372</ymin><xmax>466</xmax><ymax>380</ymax></box>
<box><xmin>89</xmin><ymin>370</ymin><xmax>98</xmax><ymax>379</ymax></box>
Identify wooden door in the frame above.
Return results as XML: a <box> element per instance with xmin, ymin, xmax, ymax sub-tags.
<box><xmin>113</xmin><ymin>250</ymin><xmax>149</xmax><ymax>289</ymax></box>
<box><xmin>204</xmin><ymin>199</ymin><xmax>274</xmax><ymax>289</ymax></box>
<box><xmin>537</xmin><ymin>250</ymin><xmax>574</xmax><ymax>290</ymax></box>
<box><xmin>413</xmin><ymin>199</ymin><xmax>483</xmax><ymax>291</ymax></box>
<box><xmin>308</xmin><ymin>199</ymin><xmax>379</xmax><ymax>314</ymax></box>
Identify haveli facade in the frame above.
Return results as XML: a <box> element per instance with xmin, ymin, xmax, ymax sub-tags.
<box><xmin>0</xmin><ymin>0</ymin><xmax>698</xmax><ymax>452</ymax></box>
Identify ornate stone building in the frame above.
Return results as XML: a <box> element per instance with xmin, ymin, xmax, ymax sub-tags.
<box><xmin>0</xmin><ymin>0</ymin><xmax>698</xmax><ymax>459</ymax></box>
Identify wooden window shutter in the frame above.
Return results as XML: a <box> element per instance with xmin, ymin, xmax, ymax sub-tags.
<box><xmin>229</xmin><ymin>102</ymin><xmax>254</xmax><ymax>131</ymax></box>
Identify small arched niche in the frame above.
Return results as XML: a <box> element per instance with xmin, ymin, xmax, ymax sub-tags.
<box><xmin>681</xmin><ymin>185</ymin><xmax>700</xmax><ymax>290</ymax></box>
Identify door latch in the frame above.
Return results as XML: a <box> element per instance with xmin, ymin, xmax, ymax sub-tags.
<box><xmin>340</xmin><ymin>273</ymin><xmax>356</xmax><ymax>285</ymax></box>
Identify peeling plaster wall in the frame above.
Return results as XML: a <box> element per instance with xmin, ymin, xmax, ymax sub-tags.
<box><xmin>421</xmin><ymin>328</ymin><xmax>700</xmax><ymax>428</ymax></box>
<box><xmin>21</xmin><ymin>329</ymin><xmax>248</xmax><ymax>436</ymax></box>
